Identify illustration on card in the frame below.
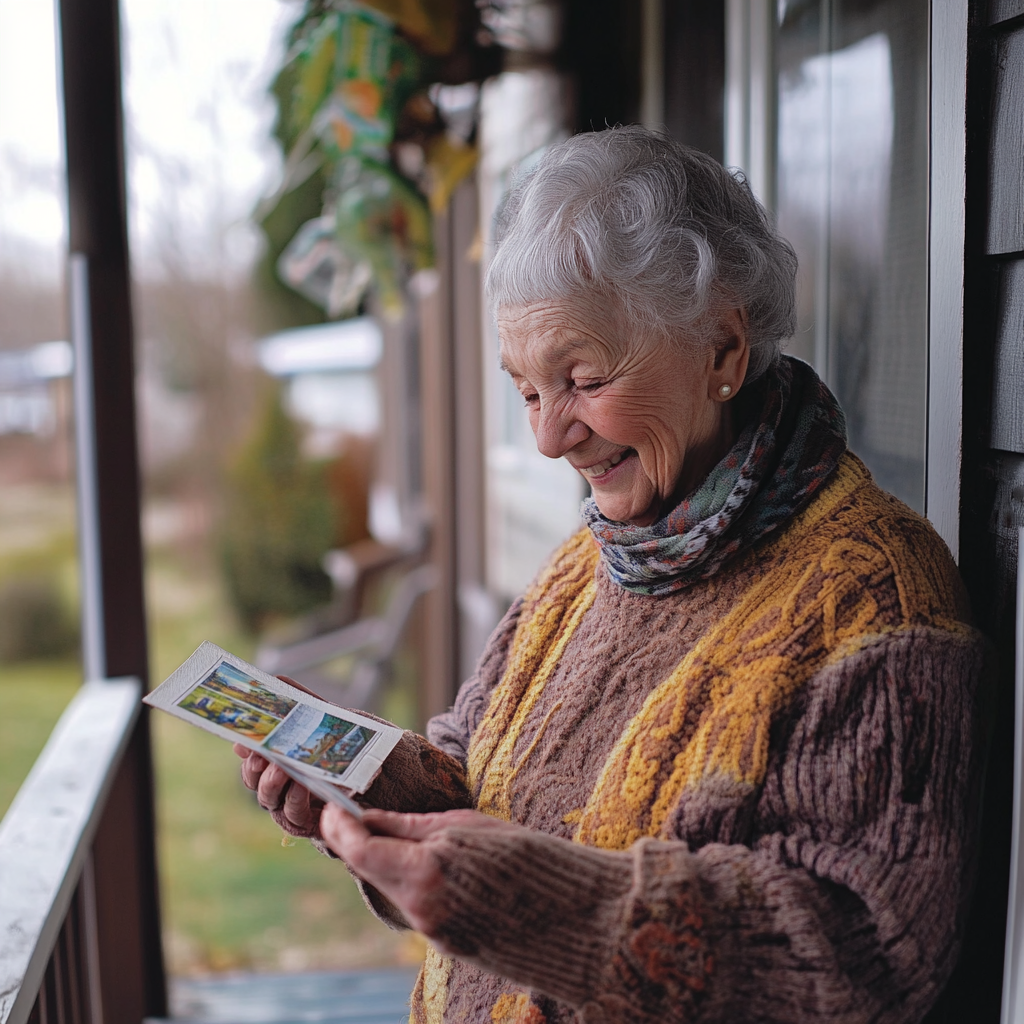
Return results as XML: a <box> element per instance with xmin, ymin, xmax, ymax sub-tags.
<box><xmin>174</xmin><ymin>660</ymin><xmax>297</xmax><ymax>739</ymax></box>
<box><xmin>265</xmin><ymin>712</ymin><xmax>374</xmax><ymax>774</ymax></box>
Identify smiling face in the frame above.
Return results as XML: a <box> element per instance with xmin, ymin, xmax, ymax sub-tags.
<box><xmin>498</xmin><ymin>297</ymin><xmax>749</xmax><ymax>526</ymax></box>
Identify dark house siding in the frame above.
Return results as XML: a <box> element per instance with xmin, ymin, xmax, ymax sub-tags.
<box><xmin>937</xmin><ymin>3</ymin><xmax>1024</xmax><ymax>1020</ymax></box>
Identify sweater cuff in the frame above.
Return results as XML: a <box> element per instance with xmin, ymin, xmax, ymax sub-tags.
<box><xmin>432</xmin><ymin>824</ymin><xmax>634</xmax><ymax>1005</ymax></box>
<box><xmin>354</xmin><ymin>876</ymin><xmax>413</xmax><ymax>931</ymax></box>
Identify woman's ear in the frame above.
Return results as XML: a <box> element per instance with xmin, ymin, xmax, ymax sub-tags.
<box><xmin>710</xmin><ymin>307</ymin><xmax>750</xmax><ymax>399</ymax></box>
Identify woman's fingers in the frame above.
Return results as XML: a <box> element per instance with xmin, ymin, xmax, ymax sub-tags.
<box><xmin>235</xmin><ymin>744</ymin><xmax>320</xmax><ymax>833</ymax></box>
<box><xmin>319</xmin><ymin>805</ymin><xmax>505</xmax><ymax>939</ymax></box>
<box><xmin>321</xmin><ymin>806</ymin><xmax>444</xmax><ymax>917</ymax></box>
<box><xmin>322</xmin><ymin>806</ymin><xmax>502</xmax><ymax>857</ymax></box>
<box><xmin>321</xmin><ymin>801</ymin><xmax>372</xmax><ymax>853</ymax></box>
<box><xmin>321</xmin><ymin>805</ymin><xmax>422</xmax><ymax>880</ymax></box>
<box><xmin>242</xmin><ymin>754</ymin><xmax>268</xmax><ymax>792</ymax></box>
<box><xmin>256</xmin><ymin>762</ymin><xmax>291</xmax><ymax>810</ymax></box>
<box><xmin>281</xmin><ymin>775</ymin><xmax>317</xmax><ymax>830</ymax></box>
<box><xmin>236</xmin><ymin>748</ymin><xmax>269</xmax><ymax>792</ymax></box>
<box><xmin>359</xmin><ymin>807</ymin><xmax>495</xmax><ymax>841</ymax></box>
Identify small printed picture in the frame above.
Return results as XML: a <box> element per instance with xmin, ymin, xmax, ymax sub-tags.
<box><xmin>266</xmin><ymin>713</ymin><xmax>375</xmax><ymax>775</ymax></box>
<box><xmin>176</xmin><ymin>685</ymin><xmax>282</xmax><ymax>739</ymax></box>
<box><xmin>198</xmin><ymin>661</ymin><xmax>298</xmax><ymax>719</ymax></box>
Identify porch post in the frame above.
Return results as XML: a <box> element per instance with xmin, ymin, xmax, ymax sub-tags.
<box><xmin>57</xmin><ymin>0</ymin><xmax>167</xmax><ymax>1020</ymax></box>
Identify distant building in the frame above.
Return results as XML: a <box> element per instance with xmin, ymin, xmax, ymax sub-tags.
<box><xmin>0</xmin><ymin>341</ymin><xmax>72</xmax><ymax>437</ymax></box>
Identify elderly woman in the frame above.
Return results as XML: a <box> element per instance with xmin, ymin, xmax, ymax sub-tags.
<box><xmin>237</xmin><ymin>126</ymin><xmax>986</xmax><ymax>1023</ymax></box>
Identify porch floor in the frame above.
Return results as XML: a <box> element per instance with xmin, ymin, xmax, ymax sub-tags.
<box><xmin>157</xmin><ymin>967</ymin><xmax>420</xmax><ymax>1024</ymax></box>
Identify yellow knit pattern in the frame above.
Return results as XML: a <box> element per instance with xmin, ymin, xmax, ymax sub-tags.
<box><xmin>489</xmin><ymin>992</ymin><xmax>546</xmax><ymax>1023</ymax></box>
<box><xmin>468</xmin><ymin>531</ymin><xmax>600</xmax><ymax>817</ymax></box>
<box><xmin>417</xmin><ymin>536</ymin><xmax>600</xmax><ymax>1024</ymax></box>
<box><xmin>469</xmin><ymin>455</ymin><xmax>969</xmax><ymax>852</ymax></box>
<box><xmin>411</xmin><ymin>945</ymin><xmax>453</xmax><ymax>1024</ymax></box>
<box><xmin>420</xmin><ymin>454</ymin><xmax>970</xmax><ymax>1019</ymax></box>
<box><xmin>575</xmin><ymin>458</ymin><xmax>968</xmax><ymax>849</ymax></box>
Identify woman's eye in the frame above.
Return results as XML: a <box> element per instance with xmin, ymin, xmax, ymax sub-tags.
<box><xmin>574</xmin><ymin>380</ymin><xmax>605</xmax><ymax>392</ymax></box>
<box><xmin>522</xmin><ymin>392</ymin><xmax>539</xmax><ymax>407</ymax></box>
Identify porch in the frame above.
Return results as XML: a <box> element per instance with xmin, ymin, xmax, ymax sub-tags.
<box><xmin>2</xmin><ymin>0</ymin><xmax>1023</xmax><ymax>1022</ymax></box>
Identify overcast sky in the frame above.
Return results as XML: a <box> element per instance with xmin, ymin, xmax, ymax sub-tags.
<box><xmin>0</xmin><ymin>0</ymin><xmax>297</xmax><ymax>282</ymax></box>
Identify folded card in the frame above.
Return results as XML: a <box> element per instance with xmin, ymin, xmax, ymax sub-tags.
<box><xmin>144</xmin><ymin>641</ymin><xmax>403</xmax><ymax>794</ymax></box>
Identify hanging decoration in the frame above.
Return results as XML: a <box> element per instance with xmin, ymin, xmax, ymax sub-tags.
<box><xmin>264</xmin><ymin>0</ymin><xmax>490</xmax><ymax>321</ymax></box>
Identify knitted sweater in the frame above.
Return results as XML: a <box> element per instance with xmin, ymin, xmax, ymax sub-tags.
<box><xmin>352</xmin><ymin>453</ymin><xmax>986</xmax><ymax>1024</ymax></box>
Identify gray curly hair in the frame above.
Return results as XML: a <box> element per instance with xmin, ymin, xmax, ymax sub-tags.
<box><xmin>486</xmin><ymin>125</ymin><xmax>797</xmax><ymax>382</ymax></box>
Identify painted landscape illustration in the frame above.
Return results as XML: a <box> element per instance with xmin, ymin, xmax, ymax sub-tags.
<box><xmin>175</xmin><ymin>661</ymin><xmax>297</xmax><ymax>739</ymax></box>
<box><xmin>265</xmin><ymin>713</ymin><xmax>374</xmax><ymax>775</ymax></box>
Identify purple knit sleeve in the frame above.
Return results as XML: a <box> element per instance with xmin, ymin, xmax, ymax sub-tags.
<box><xmin>426</xmin><ymin>597</ymin><xmax>524</xmax><ymax>766</ymax></box>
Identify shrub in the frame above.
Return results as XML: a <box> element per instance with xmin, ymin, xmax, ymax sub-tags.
<box><xmin>221</xmin><ymin>387</ymin><xmax>337</xmax><ymax>634</ymax></box>
<box><xmin>0</xmin><ymin>575</ymin><xmax>79</xmax><ymax>663</ymax></box>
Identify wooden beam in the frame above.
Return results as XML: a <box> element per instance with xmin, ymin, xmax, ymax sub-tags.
<box><xmin>416</xmin><ymin>177</ymin><xmax>488</xmax><ymax>722</ymax></box>
<box><xmin>56</xmin><ymin>0</ymin><xmax>167</xmax><ymax>1018</ymax></box>
<box><xmin>417</xmin><ymin>251</ymin><xmax>459</xmax><ymax>723</ymax></box>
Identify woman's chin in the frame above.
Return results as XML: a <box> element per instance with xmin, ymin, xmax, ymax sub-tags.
<box><xmin>591</xmin><ymin>490</ymin><xmax>659</xmax><ymax>527</ymax></box>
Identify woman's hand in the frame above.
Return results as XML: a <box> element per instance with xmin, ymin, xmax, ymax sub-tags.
<box><xmin>233</xmin><ymin>672</ymin><xmax>470</xmax><ymax>844</ymax></box>
<box><xmin>232</xmin><ymin>674</ymin><xmax>326</xmax><ymax>837</ymax></box>
<box><xmin>233</xmin><ymin>743</ymin><xmax>323</xmax><ymax>837</ymax></box>
<box><xmin>320</xmin><ymin>804</ymin><xmax>506</xmax><ymax>943</ymax></box>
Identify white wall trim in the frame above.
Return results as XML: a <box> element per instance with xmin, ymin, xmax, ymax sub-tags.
<box><xmin>70</xmin><ymin>253</ymin><xmax>106</xmax><ymax>681</ymax></box>
<box><xmin>640</xmin><ymin>0</ymin><xmax>664</xmax><ymax>129</ymax></box>
<box><xmin>724</xmin><ymin>0</ymin><xmax>776</xmax><ymax>208</ymax></box>
<box><xmin>926</xmin><ymin>0</ymin><xmax>968</xmax><ymax>561</ymax></box>
<box><xmin>1002</xmin><ymin>528</ymin><xmax>1024</xmax><ymax>1024</ymax></box>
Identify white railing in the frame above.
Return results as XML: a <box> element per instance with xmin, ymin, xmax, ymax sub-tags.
<box><xmin>0</xmin><ymin>679</ymin><xmax>141</xmax><ymax>1024</ymax></box>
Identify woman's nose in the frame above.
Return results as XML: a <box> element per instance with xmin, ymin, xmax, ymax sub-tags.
<box><xmin>532</xmin><ymin>403</ymin><xmax>588</xmax><ymax>459</ymax></box>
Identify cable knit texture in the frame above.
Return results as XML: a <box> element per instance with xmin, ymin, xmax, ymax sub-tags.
<box><xmin>582</xmin><ymin>355</ymin><xmax>848</xmax><ymax>595</ymax></box>
<box><xmin>386</xmin><ymin>451</ymin><xmax>989</xmax><ymax>1024</ymax></box>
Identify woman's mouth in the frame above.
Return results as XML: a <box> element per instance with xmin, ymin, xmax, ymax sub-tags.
<box><xmin>578</xmin><ymin>448</ymin><xmax>636</xmax><ymax>480</ymax></box>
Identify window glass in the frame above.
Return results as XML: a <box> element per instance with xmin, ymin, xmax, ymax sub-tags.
<box><xmin>776</xmin><ymin>0</ymin><xmax>928</xmax><ymax>510</ymax></box>
<box><xmin>0</xmin><ymin>0</ymin><xmax>80</xmax><ymax>816</ymax></box>
<box><xmin>478</xmin><ymin>71</ymin><xmax>585</xmax><ymax>602</ymax></box>
<box><xmin>121</xmin><ymin>0</ymin><xmax>408</xmax><ymax>976</ymax></box>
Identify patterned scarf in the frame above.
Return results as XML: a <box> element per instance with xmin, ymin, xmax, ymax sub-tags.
<box><xmin>582</xmin><ymin>355</ymin><xmax>848</xmax><ymax>596</ymax></box>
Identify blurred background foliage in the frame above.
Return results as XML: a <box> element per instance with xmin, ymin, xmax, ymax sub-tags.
<box><xmin>0</xmin><ymin>574</ymin><xmax>79</xmax><ymax>663</ymax></box>
<box><xmin>222</xmin><ymin>386</ymin><xmax>337</xmax><ymax>633</ymax></box>
<box><xmin>0</xmin><ymin>0</ymin><xmax>492</xmax><ymax>979</ymax></box>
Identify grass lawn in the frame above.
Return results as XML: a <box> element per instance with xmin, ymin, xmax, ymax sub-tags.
<box><xmin>147</xmin><ymin>543</ymin><xmax>420</xmax><ymax>975</ymax></box>
<box><xmin>154</xmin><ymin>710</ymin><xmax>422</xmax><ymax>973</ymax></box>
<box><xmin>0</xmin><ymin>520</ymin><xmax>421</xmax><ymax>977</ymax></box>
<box><xmin>0</xmin><ymin>659</ymin><xmax>81</xmax><ymax>816</ymax></box>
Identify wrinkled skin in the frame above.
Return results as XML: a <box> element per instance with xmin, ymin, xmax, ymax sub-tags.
<box><xmin>234</xmin><ymin>744</ymin><xmax>501</xmax><ymax>944</ymax></box>
<box><xmin>237</xmin><ymin>300</ymin><xmax>750</xmax><ymax>940</ymax></box>
<box><xmin>235</xmin><ymin>744</ymin><xmax>324</xmax><ymax>834</ymax></box>
<box><xmin>498</xmin><ymin>297</ymin><xmax>749</xmax><ymax>526</ymax></box>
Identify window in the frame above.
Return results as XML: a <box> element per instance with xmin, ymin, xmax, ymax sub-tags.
<box><xmin>729</xmin><ymin>0</ymin><xmax>930</xmax><ymax>512</ymax></box>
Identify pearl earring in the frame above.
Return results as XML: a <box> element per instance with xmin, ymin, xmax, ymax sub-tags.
<box><xmin>718</xmin><ymin>383</ymin><xmax>733</xmax><ymax>399</ymax></box>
